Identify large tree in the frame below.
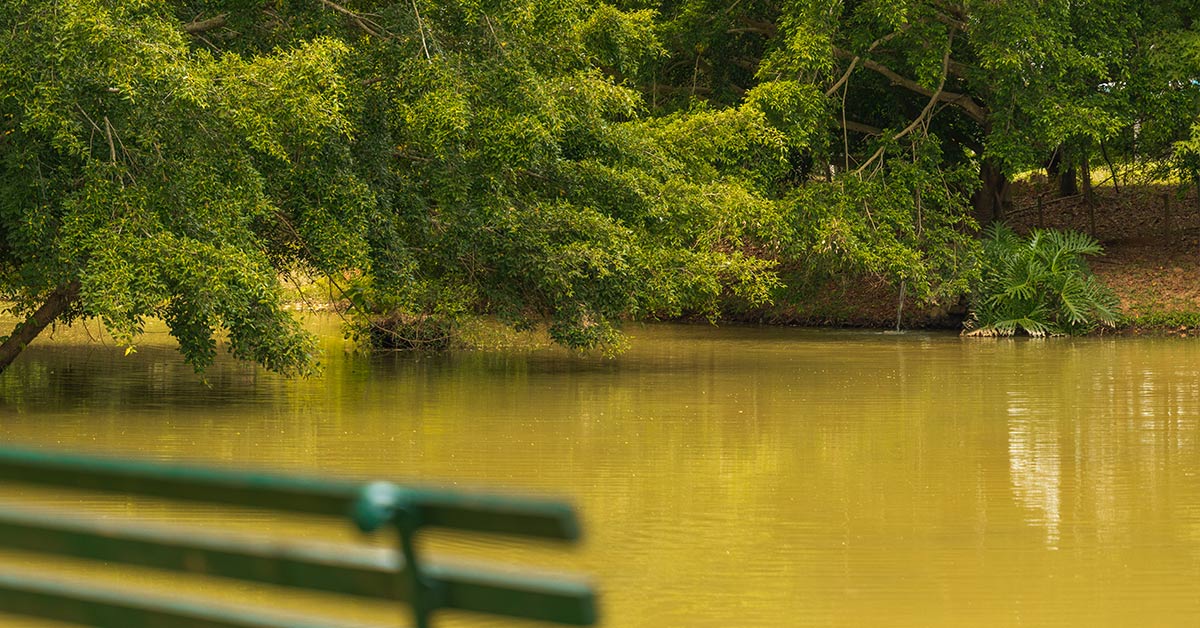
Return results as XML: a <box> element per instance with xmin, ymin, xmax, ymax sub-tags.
<box><xmin>616</xmin><ymin>0</ymin><xmax>1200</xmax><ymax>313</ymax></box>
<box><xmin>645</xmin><ymin>0</ymin><xmax>1200</xmax><ymax>221</ymax></box>
<box><xmin>0</xmin><ymin>0</ymin><xmax>369</xmax><ymax>374</ymax></box>
<box><xmin>0</xmin><ymin>0</ymin><xmax>788</xmax><ymax>372</ymax></box>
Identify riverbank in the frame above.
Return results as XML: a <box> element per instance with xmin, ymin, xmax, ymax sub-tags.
<box><xmin>279</xmin><ymin>180</ymin><xmax>1200</xmax><ymax>338</ymax></box>
<box><xmin>729</xmin><ymin>180</ymin><xmax>1200</xmax><ymax>334</ymax></box>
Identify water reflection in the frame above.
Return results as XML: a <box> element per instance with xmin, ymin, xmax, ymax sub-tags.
<box><xmin>1006</xmin><ymin>391</ymin><xmax>1061</xmax><ymax>548</ymax></box>
<box><xmin>1</xmin><ymin>323</ymin><xmax>1199</xmax><ymax>626</ymax></box>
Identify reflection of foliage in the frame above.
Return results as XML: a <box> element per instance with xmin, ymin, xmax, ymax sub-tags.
<box><xmin>967</xmin><ymin>225</ymin><xmax>1119</xmax><ymax>337</ymax></box>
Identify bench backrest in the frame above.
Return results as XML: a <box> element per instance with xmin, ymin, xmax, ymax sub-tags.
<box><xmin>0</xmin><ymin>446</ymin><xmax>597</xmax><ymax>628</ymax></box>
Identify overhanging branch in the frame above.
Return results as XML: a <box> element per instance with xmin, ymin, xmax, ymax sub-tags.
<box><xmin>840</xmin><ymin>119</ymin><xmax>884</xmax><ymax>136</ymax></box>
<box><xmin>183</xmin><ymin>14</ymin><xmax>227</xmax><ymax>34</ymax></box>
<box><xmin>833</xmin><ymin>48</ymin><xmax>987</xmax><ymax>124</ymax></box>
<box><xmin>855</xmin><ymin>39</ymin><xmax>954</xmax><ymax>174</ymax></box>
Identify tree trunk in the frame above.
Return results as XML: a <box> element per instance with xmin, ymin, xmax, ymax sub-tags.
<box><xmin>1081</xmin><ymin>156</ymin><xmax>1096</xmax><ymax>236</ymax></box>
<box><xmin>973</xmin><ymin>159</ymin><xmax>1010</xmax><ymax>226</ymax></box>
<box><xmin>1058</xmin><ymin>165</ymin><xmax>1079</xmax><ymax>197</ymax></box>
<box><xmin>1046</xmin><ymin>147</ymin><xmax>1078</xmax><ymax>197</ymax></box>
<box><xmin>0</xmin><ymin>281</ymin><xmax>81</xmax><ymax>373</ymax></box>
<box><xmin>1081</xmin><ymin>156</ymin><xmax>1094</xmax><ymax>204</ymax></box>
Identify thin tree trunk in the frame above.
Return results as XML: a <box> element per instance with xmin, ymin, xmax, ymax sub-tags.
<box><xmin>1081</xmin><ymin>157</ymin><xmax>1095</xmax><ymax>236</ymax></box>
<box><xmin>1099</xmin><ymin>140</ymin><xmax>1121</xmax><ymax>194</ymax></box>
<box><xmin>0</xmin><ymin>281</ymin><xmax>81</xmax><ymax>372</ymax></box>
<box><xmin>1058</xmin><ymin>165</ymin><xmax>1078</xmax><ymax>197</ymax></box>
<box><xmin>1081</xmin><ymin>156</ymin><xmax>1094</xmax><ymax>204</ymax></box>
<box><xmin>973</xmin><ymin>159</ymin><xmax>1010</xmax><ymax>226</ymax></box>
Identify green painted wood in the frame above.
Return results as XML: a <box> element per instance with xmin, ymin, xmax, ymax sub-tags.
<box><xmin>0</xmin><ymin>573</ymin><xmax>387</xmax><ymax>628</ymax></box>
<box><xmin>0</xmin><ymin>507</ymin><xmax>597</xmax><ymax>624</ymax></box>
<box><xmin>0</xmin><ymin>507</ymin><xmax>398</xmax><ymax>599</ymax></box>
<box><xmin>0</xmin><ymin>446</ymin><xmax>598</xmax><ymax>626</ymax></box>
<box><xmin>428</xmin><ymin>564</ymin><xmax>597</xmax><ymax>625</ymax></box>
<box><xmin>0</xmin><ymin>446</ymin><xmax>579</xmax><ymax>540</ymax></box>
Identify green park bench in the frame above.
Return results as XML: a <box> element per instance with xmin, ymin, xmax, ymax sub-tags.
<box><xmin>0</xmin><ymin>446</ymin><xmax>597</xmax><ymax>628</ymax></box>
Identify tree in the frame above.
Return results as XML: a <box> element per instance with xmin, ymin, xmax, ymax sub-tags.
<box><xmin>644</xmin><ymin>1</ymin><xmax>1200</xmax><ymax>220</ymax></box>
<box><xmin>311</xmin><ymin>0</ymin><xmax>785</xmax><ymax>351</ymax></box>
<box><xmin>0</xmin><ymin>0</ymin><xmax>372</xmax><ymax>374</ymax></box>
<box><xmin>0</xmin><ymin>0</ymin><xmax>788</xmax><ymax>371</ymax></box>
<box><xmin>617</xmin><ymin>0</ymin><xmax>1200</xmax><ymax>314</ymax></box>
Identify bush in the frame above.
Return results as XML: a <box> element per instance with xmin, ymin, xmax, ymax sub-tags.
<box><xmin>966</xmin><ymin>225</ymin><xmax>1119</xmax><ymax>336</ymax></box>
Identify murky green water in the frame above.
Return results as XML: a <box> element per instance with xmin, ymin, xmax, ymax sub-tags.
<box><xmin>2</xmin><ymin>319</ymin><xmax>1199</xmax><ymax>627</ymax></box>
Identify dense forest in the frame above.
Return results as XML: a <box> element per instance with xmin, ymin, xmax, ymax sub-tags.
<box><xmin>1</xmin><ymin>0</ymin><xmax>1199</xmax><ymax>373</ymax></box>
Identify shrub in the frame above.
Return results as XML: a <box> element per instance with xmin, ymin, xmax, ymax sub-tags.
<box><xmin>966</xmin><ymin>225</ymin><xmax>1119</xmax><ymax>336</ymax></box>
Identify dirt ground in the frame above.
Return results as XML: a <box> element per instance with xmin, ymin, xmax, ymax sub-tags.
<box><xmin>1007</xmin><ymin>180</ymin><xmax>1200</xmax><ymax>329</ymax></box>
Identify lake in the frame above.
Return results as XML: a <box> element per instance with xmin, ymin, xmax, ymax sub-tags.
<box><xmin>1</xmin><ymin>319</ymin><xmax>1198</xmax><ymax>627</ymax></box>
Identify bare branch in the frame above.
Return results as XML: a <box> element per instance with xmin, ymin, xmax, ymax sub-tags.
<box><xmin>855</xmin><ymin>40</ymin><xmax>955</xmax><ymax>174</ymax></box>
<box><xmin>103</xmin><ymin>116</ymin><xmax>116</xmax><ymax>164</ymax></box>
<box><xmin>825</xmin><ymin>27</ymin><xmax>910</xmax><ymax>97</ymax></box>
<box><xmin>930</xmin><ymin>9</ymin><xmax>968</xmax><ymax>31</ymax></box>
<box><xmin>930</xmin><ymin>0</ymin><xmax>969</xmax><ymax>25</ymax></box>
<box><xmin>839</xmin><ymin>119</ymin><xmax>884</xmax><ymax>136</ymax></box>
<box><xmin>727</xmin><ymin>17</ymin><xmax>777</xmax><ymax>37</ymax></box>
<box><xmin>318</xmin><ymin>0</ymin><xmax>384</xmax><ymax>38</ymax></box>
<box><xmin>183</xmin><ymin>14</ymin><xmax>227</xmax><ymax>34</ymax></box>
<box><xmin>411</xmin><ymin>0</ymin><xmax>430</xmax><ymax>59</ymax></box>
<box><xmin>833</xmin><ymin>48</ymin><xmax>987</xmax><ymax>124</ymax></box>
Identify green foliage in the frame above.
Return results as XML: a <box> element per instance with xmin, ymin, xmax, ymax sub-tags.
<box><xmin>0</xmin><ymin>0</ymin><xmax>363</xmax><ymax>374</ymax></box>
<box><xmin>784</xmin><ymin>142</ymin><xmax>978</xmax><ymax>305</ymax></box>
<box><xmin>3</xmin><ymin>0</ymin><xmax>1196</xmax><ymax>374</ymax></box>
<box><xmin>329</xmin><ymin>0</ymin><xmax>788</xmax><ymax>354</ymax></box>
<box><xmin>967</xmin><ymin>225</ymin><xmax>1119</xmax><ymax>337</ymax></box>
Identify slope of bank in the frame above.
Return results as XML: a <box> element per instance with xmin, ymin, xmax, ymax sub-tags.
<box><xmin>731</xmin><ymin>181</ymin><xmax>1200</xmax><ymax>334</ymax></box>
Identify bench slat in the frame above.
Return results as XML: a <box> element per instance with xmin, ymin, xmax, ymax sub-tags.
<box><xmin>0</xmin><ymin>572</ymin><xmax>387</xmax><ymax>628</ymax></box>
<box><xmin>0</xmin><ymin>446</ymin><xmax>579</xmax><ymax>540</ymax></box>
<box><xmin>0</xmin><ymin>507</ymin><xmax>596</xmax><ymax>625</ymax></box>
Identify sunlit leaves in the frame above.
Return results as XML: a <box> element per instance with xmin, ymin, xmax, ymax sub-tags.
<box><xmin>0</xmin><ymin>0</ymin><xmax>353</xmax><ymax>374</ymax></box>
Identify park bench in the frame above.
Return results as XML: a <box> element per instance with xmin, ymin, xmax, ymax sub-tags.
<box><xmin>0</xmin><ymin>446</ymin><xmax>597</xmax><ymax>628</ymax></box>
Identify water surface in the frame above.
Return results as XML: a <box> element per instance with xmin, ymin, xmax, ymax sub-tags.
<box><xmin>1</xmin><ymin>320</ymin><xmax>1198</xmax><ymax>627</ymax></box>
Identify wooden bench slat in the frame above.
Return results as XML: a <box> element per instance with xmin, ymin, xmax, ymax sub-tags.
<box><xmin>0</xmin><ymin>507</ymin><xmax>398</xmax><ymax>599</ymax></box>
<box><xmin>0</xmin><ymin>572</ymin><xmax>388</xmax><ymax>628</ymax></box>
<box><xmin>0</xmin><ymin>446</ymin><xmax>580</xmax><ymax>540</ymax></box>
<box><xmin>0</xmin><ymin>446</ymin><xmax>599</xmax><ymax>627</ymax></box>
<box><xmin>428</xmin><ymin>564</ymin><xmax>597</xmax><ymax>625</ymax></box>
<box><xmin>0</xmin><ymin>507</ymin><xmax>596</xmax><ymax>624</ymax></box>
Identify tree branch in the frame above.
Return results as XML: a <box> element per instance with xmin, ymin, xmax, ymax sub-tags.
<box><xmin>825</xmin><ymin>28</ymin><xmax>910</xmax><ymax>97</ymax></box>
<box><xmin>727</xmin><ymin>17</ymin><xmax>777</xmax><ymax>37</ymax></box>
<box><xmin>855</xmin><ymin>39</ymin><xmax>954</xmax><ymax>174</ymax></box>
<box><xmin>183</xmin><ymin>14</ymin><xmax>227</xmax><ymax>34</ymax></box>
<box><xmin>0</xmin><ymin>281</ymin><xmax>81</xmax><ymax>373</ymax></box>
<box><xmin>833</xmin><ymin>47</ymin><xmax>987</xmax><ymax>124</ymax></box>
<box><xmin>318</xmin><ymin>0</ymin><xmax>385</xmax><ymax>38</ymax></box>
<box><xmin>839</xmin><ymin>119</ymin><xmax>884</xmax><ymax>136</ymax></box>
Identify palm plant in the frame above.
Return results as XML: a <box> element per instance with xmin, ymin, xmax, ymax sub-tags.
<box><xmin>966</xmin><ymin>224</ymin><xmax>1120</xmax><ymax>336</ymax></box>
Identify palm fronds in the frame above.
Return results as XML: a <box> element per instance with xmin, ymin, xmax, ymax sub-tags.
<box><xmin>966</xmin><ymin>225</ymin><xmax>1120</xmax><ymax>336</ymax></box>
